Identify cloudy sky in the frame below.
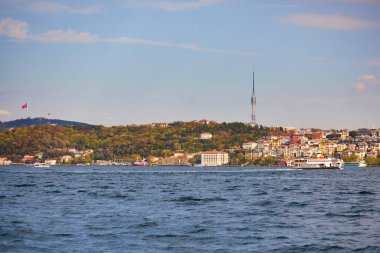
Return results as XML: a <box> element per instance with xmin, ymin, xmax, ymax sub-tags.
<box><xmin>0</xmin><ymin>0</ymin><xmax>379</xmax><ymax>129</ymax></box>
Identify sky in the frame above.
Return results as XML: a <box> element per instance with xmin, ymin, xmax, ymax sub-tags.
<box><xmin>0</xmin><ymin>0</ymin><xmax>379</xmax><ymax>129</ymax></box>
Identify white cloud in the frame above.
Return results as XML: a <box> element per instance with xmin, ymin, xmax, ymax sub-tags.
<box><xmin>354</xmin><ymin>74</ymin><xmax>380</xmax><ymax>90</ymax></box>
<box><xmin>108</xmin><ymin>37</ymin><xmax>254</xmax><ymax>56</ymax></box>
<box><xmin>148</xmin><ymin>0</ymin><xmax>224</xmax><ymax>11</ymax></box>
<box><xmin>0</xmin><ymin>17</ymin><xmax>29</xmax><ymax>40</ymax></box>
<box><xmin>71</xmin><ymin>5</ymin><xmax>105</xmax><ymax>15</ymax></box>
<box><xmin>33</xmin><ymin>30</ymin><xmax>99</xmax><ymax>43</ymax></box>
<box><xmin>283</xmin><ymin>13</ymin><xmax>378</xmax><ymax>30</ymax></box>
<box><xmin>29</xmin><ymin>1</ymin><xmax>104</xmax><ymax>15</ymax></box>
<box><xmin>0</xmin><ymin>17</ymin><xmax>254</xmax><ymax>56</ymax></box>
<box><xmin>30</xmin><ymin>1</ymin><xmax>67</xmax><ymax>12</ymax></box>
<box><xmin>0</xmin><ymin>17</ymin><xmax>98</xmax><ymax>43</ymax></box>
<box><xmin>0</xmin><ymin>109</ymin><xmax>11</xmax><ymax>115</ymax></box>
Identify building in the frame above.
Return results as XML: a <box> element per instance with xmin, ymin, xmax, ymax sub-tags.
<box><xmin>201</xmin><ymin>151</ymin><xmax>229</xmax><ymax>166</ymax></box>
<box><xmin>283</xmin><ymin>127</ymin><xmax>297</xmax><ymax>132</ymax></box>
<box><xmin>22</xmin><ymin>155</ymin><xmax>35</xmax><ymax>164</ymax></box>
<box><xmin>0</xmin><ymin>157</ymin><xmax>11</xmax><ymax>165</ymax></box>
<box><xmin>150</xmin><ymin>123</ymin><xmax>168</xmax><ymax>128</ymax></box>
<box><xmin>242</xmin><ymin>142</ymin><xmax>257</xmax><ymax>150</ymax></box>
<box><xmin>61</xmin><ymin>155</ymin><xmax>73</xmax><ymax>163</ymax></box>
<box><xmin>357</xmin><ymin>128</ymin><xmax>371</xmax><ymax>136</ymax></box>
<box><xmin>45</xmin><ymin>159</ymin><xmax>57</xmax><ymax>166</ymax></box>
<box><xmin>200</xmin><ymin>132</ymin><xmax>212</xmax><ymax>140</ymax></box>
<box><xmin>271</xmin><ymin>138</ymin><xmax>281</xmax><ymax>147</ymax></box>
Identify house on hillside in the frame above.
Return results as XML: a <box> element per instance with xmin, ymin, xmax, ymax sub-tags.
<box><xmin>200</xmin><ymin>132</ymin><xmax>212</xmax><ymax>140</ymax></box>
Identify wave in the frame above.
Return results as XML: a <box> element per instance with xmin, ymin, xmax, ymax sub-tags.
<box><xmin>13</xmin><ymin>183</ymin><xmax>36</xmax><ymax>187</ymax></box>
<box><xmin>173</xmin><ymin>196</ymin><xmax>227</xmax><ymax>205</ymax></box>
<box><xmin>358</xmin><ymin>191</ymin><xmax>375</xmax><ymax>195</ymax></box>
<box><xmin>287</xmin><ymin>201</ymin><xmax>308</xmax><ymax>207</ymax></box>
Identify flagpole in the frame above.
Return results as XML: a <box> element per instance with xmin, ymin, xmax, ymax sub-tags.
<box><xmin>27</xmin><ymin>101</ymin><xmax>29</xmax><ymax>118</ymax></box>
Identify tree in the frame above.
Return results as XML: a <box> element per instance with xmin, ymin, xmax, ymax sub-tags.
<box><xmin>364</xmin><ymin>157</ymin><xmax>380</xmax><ymax>166</ymax></box>
<box><xmin>326</xmin><ymin>133</ymin><xmax>341</xmax><ymax>140</ymax></box>
<box><xmin>131</xmin><ymin>154</ymin><xmax>142</xmax><ymax>162</ymax></box>
<box><xmin>236</xmin><ymin>152</ymin><xmax>245</xmax><ymax>161</ymax></box>
<box><xmin>342</xmin><ymin>155</ymin><xmax>359</xmax><ymax>162</ymax></box>
<box><xmin>349</xmin><ymin>130</ymin><xmax>357</xmax><ymax>138</ymax></box>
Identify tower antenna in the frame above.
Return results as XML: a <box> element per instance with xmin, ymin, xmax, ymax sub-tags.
<box><xmin>250</xmin><ymin>69</ymin><xmax>256</xmax><ymax>125</ymax></box>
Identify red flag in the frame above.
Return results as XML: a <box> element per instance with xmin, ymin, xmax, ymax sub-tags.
<box><xmin>21</xmin><ymin>102</ymin><xmax>28</xmax><ymax>109</ymax></box>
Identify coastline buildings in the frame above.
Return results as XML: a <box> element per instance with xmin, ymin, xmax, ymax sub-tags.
<box><xmin>243</xmin><ymin>127</ymin><xmax>380</xmax><ymax>164</ymax></box>
<box><xmin>0</xmin><ymin>118</ymin><xmax>378</xmax><ymax>166</ymax></box>
<box><xmin>201</xmin><ymin>151</ymin><xmax>229</xmax><ymax>166</ymax></box>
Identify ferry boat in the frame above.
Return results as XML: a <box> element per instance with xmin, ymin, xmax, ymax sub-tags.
<box><xmin>343</xmin><ymin>161</ymin><xmax>367</xmax><ymax>168</ymax></box>
<box><xmin>292</xmin><ymin>158</ymin><xmax>343</xmax><ymax>170</ymax></box>
<box><xmin>34</xmin><ymin>163</ymin><xmax>50</xmax><ymax>168</ymax></box>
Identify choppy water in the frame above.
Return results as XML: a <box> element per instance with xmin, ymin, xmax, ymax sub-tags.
<box><xmin>1</xmin><ymin>166</ymin><xmax>380</xmax><ymax>252</ymax></box>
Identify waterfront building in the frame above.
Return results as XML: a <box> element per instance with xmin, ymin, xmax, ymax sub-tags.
<box><xmin>0</xmin><ymin>157</ymin><xmax>11</xmax><ymax>165</ymax></box>
<box><xmin>61</xmin><ymin>155</ymin><xmax>73</xmax><ymax>163</ymax></box>
<box><xmin>201</xmin><ymin>151</ymin><xmax>229</xmax><ymax>166</ymax></box>
<box><xmin>22</xmin><ymin>155</ymin><xmax>34</xmax><ymax>162</ymax></box>
<box><xmin>45</xmin><ymin>159</ymin><xmax>57</xmax><ymax>166</ymax></box>
<box><xmin>96</xmin><ymin>160</ymin><xmax>113</xmax><ymax>166</ymax></box>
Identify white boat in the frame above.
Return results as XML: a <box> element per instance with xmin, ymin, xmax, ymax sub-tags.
<box><xmin>34</xmin><ymin>163</ymin><xmax>50</xmax><ymax>168</ymax></box>
<box><xmin>343</xmin><ymin>161</ymin><xmax>367</xmax><ymax>168</ymax></box>
<box><xmin>292</xmin><ymin>158</ymin><xmax>343</xmax><ymax>170</ymax></box>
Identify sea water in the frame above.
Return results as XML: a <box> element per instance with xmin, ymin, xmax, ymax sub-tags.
<box><xmin>1</xmin><ymin>166</ymin><xmax>379</xmax><ymax>252</ymax></box>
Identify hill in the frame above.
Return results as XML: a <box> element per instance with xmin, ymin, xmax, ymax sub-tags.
<box><xmin>0</xmin><ymin>117</ymin><xmax>92</xmax><ymax>128</ymax></box>
<box><xmin>0</xmin><ymin>121</ymin><xmax>270</xmax><ymax>162</ymax></box>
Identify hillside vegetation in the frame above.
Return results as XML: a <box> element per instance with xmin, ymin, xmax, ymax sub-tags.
<box><xmin>0</xmin><ymin>122</ymin><xmax>269</xmax><ymax>162</ymax></box>
<box><xmin>0</xmin><ymin>117</ymin><xmax>91</xmax><ymax>128</ymax></box>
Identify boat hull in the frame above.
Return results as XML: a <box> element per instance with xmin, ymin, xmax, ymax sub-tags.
<box><xmin>343</xmin><ymin>162</ymin><xmax>367</xmax><ymax>168</ymax></box>
<box><xmin>293</xmin><ymin>166</ymin><xmax>341</xmax><ymax>170</ymax></box>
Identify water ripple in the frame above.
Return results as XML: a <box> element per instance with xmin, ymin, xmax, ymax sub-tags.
<box><xmin>0</xmin><ymin>165</ymin><xmax>379</xmax><ymax>252</ymax></box>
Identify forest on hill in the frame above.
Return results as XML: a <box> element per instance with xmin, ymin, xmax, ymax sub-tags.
<box><xmin>0</xmin><ymin>121</ymin><xmax>269</xmax><ymax>162</ymax></box>
<box><xmin>0</xmin><ymin>117</ymin><xmax>91</xmax><ymax>128</ymax></box>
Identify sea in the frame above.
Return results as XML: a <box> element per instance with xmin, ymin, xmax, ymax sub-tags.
<box><xmin>1</xmin><ymin>166</ymin><xmax>379</xmax><ymax>252</ymax></box>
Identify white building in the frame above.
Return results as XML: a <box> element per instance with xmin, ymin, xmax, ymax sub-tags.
<box><xmin>0</xmin><ymin>157</ymin><xmax>11</xmax><ymax>165</ymax></box>
<box><xmin>45</xmin><ymin>159</ymin><xmax>57</xmax><ymax>166</ymax></box>
<box><xmin>242</xmin><ymin>142</ymin><xmax>257</xmax><ymax>150</ymax></box>
<box><xmin>201</xmin><ymin>151</ymin><xmax>229</xmax><ymax>166</ymax></box>
<box><xmin>200</xmin><ymin>132</ymin><xmax>212</xmax><ymax>140</ymax></box>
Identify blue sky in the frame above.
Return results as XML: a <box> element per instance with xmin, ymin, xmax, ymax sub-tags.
<box><xmin>0</xmin><ymin>0</ymin><xmax>379</xmax><ymax>129</ymax></box>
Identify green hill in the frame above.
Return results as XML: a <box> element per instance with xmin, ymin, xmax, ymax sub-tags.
<box><xmin>0</xmin><ymin>121</ymin><xmax>269</xmax><ymax>162</ymax></box>
<box><xmin>0</xmin><ymin>117</ymin><xmax>92</xmax><ymax>128</ymax></box>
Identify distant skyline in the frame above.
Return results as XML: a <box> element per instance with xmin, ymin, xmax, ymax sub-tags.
<box><xmin>0</xmin><ymin>0</ymin><xmax>379</xmax><ymax>129</ymax></box>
